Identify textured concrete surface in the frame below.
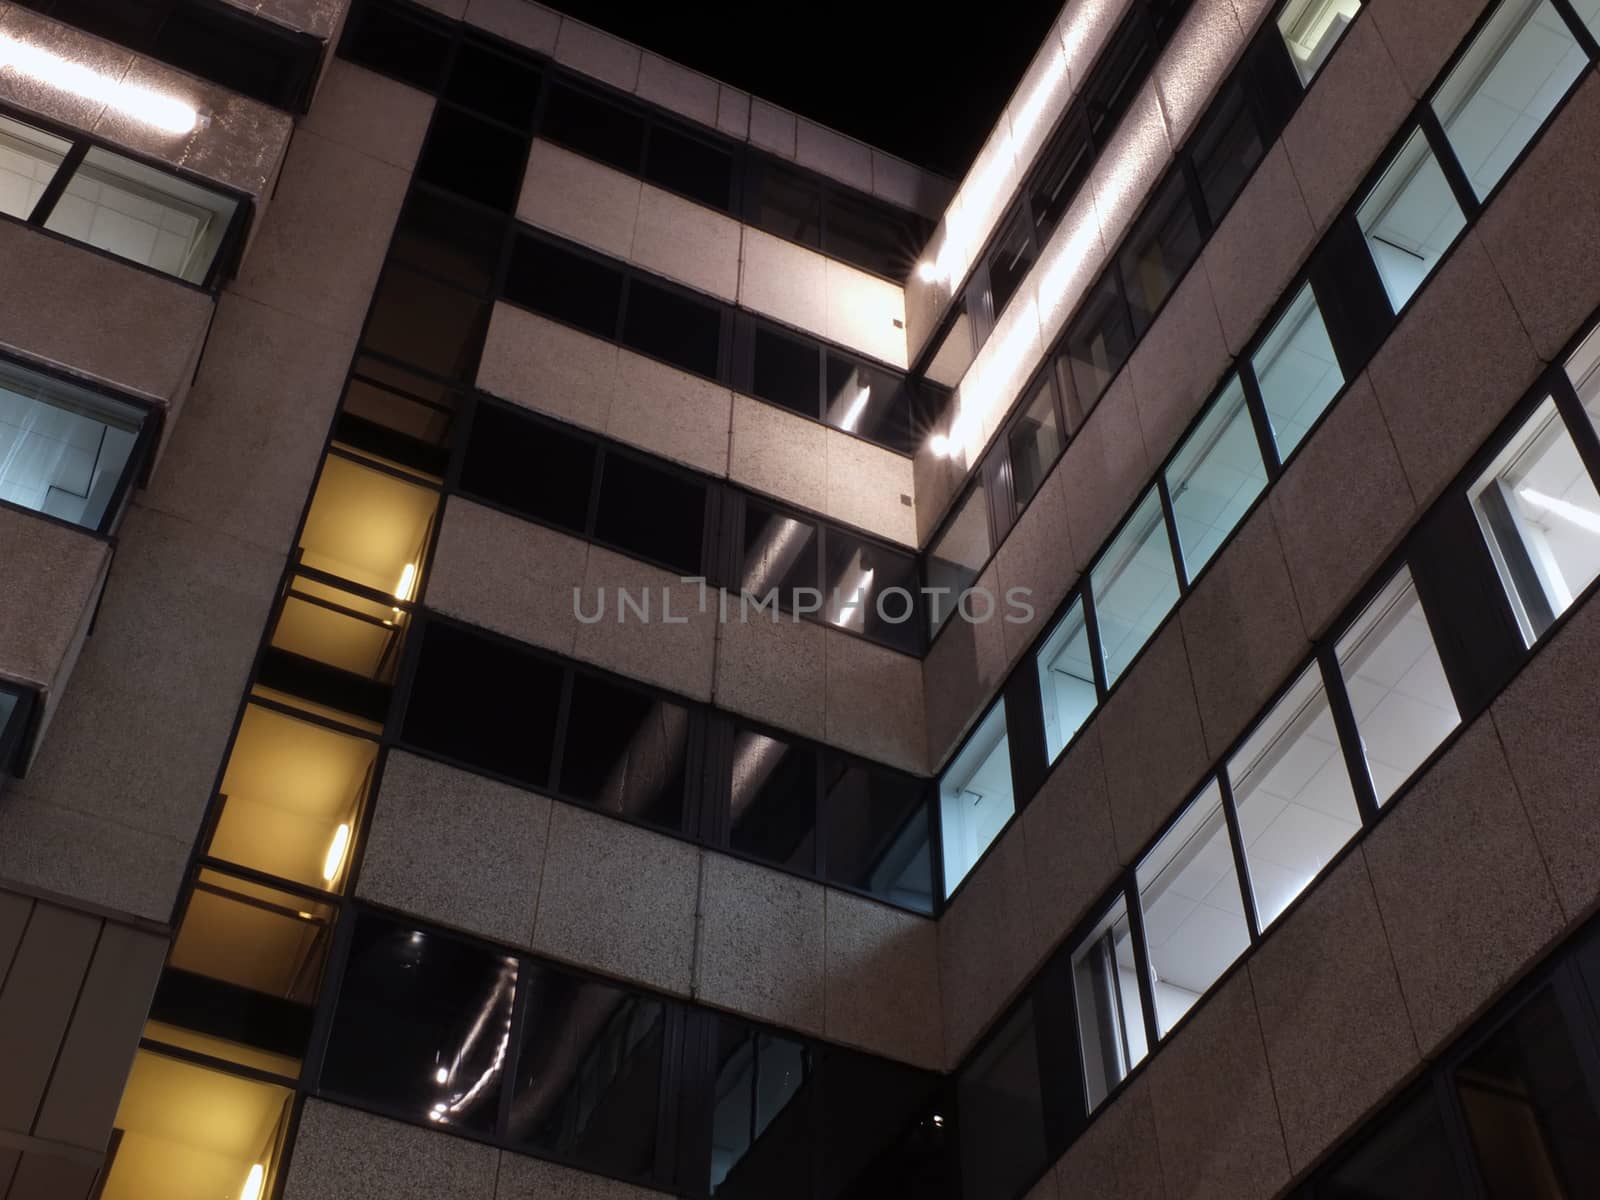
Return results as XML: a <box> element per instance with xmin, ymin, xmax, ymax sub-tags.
<box><xmin>478</xmin><ymin>305</ymin><xmax>618</xmax><ymax>435</ymax></box>
<box><xmin>572</xmin><ymin>548</ymin><xmax>717</xmax><ymax>701</ymax></box>
<box><xmin>824</xmin><ymin>628</ymin><xmax>926</xmax><ymax>774</ymax></box>
<box><xmin>825</xmin><ymin>430</ymin><xmax>917</xmax><ymax>548</ymax></box>
<box><xmin>1127</xmin><ymin>266</ymin><xmax>1230</xmax><ymax>464</ymax></box>
<box><xmin>301</xmin><ymin>60</ymin><xmax>435</xmax><ymax>172</ymax></box>
<box><xmin>283</xmin><ymin>1101</ymin><xmax>499</xmax><ymax>1200</ymax></box>
<box><xmin>728</xmin><ymin>394</ymin><xmax>829</xmax><ymax>515</ymax></box>
<box><xmin>1060</xmin><ymin>377</ymin><xmax>1153</xmax><ymax>571</ymax></box>
<box><xmin>519</xmin><ymin>140</ymin><xmax>642</xmax><ymax>262</ymax></box>
<box><xmin>1054</xmin><ymin>1075</ymin><xmax>1169</xmax><ymax>1200</ymax></box>
<box><xmin>823</xmin><ymin>890</ymin><xmax>942</xmax><ymax>1068</ymax></box>
<box><xmin>1154</xmin><ymin>0</ymin><xmax>1246</xmax><ymax>147</ymax></box>
<box><xmin>995</xmin><ymin>466</ymin><xmax>1079</xmax><ymax>663</ymax></box>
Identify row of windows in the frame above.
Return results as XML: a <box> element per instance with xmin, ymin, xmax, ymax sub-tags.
<box><xmin>117</xmin><ymin>904</ymin><xmax>951</xmax><ymax>1200</ymax></box>
<box><xmin>0</xmin><ymin>104</ymin><xmax>247</xmax><ymax>287</ymax></box>
<box><xmin>952</xmin><ymin>316</ymin><xmax>1600</xmax><ymax>1200</ymax></box>
<box><xmin>16</xmin><ymin>0</ymin><xmax>323</xmax><ymax>112</ymax></box>
<box><xmin>339</xmin><ymin>0</ymin><xmax>935</xmax><ymax>283</ymax></box>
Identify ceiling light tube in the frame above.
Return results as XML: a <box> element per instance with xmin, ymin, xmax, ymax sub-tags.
<box><xmin>240</xmin><ymin>1164</ymin><xmax>266</xmax><ymax>1200</ymax></box>
<box><xmin>322</xmin><ymin>822</ymin><xmax>350</xmax><ymax>883</ymax></box>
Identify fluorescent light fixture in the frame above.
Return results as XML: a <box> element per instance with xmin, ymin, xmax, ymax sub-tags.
<box><xmin>240</xmin><ymin>1164</ymin><xmax>265</xmax><ymax>1200</ymax></box>
<box><xmin>0</xmin><ymin>35</ymin><xmax>201</xmax><ymax>134</ymax></box>
<box><xmin>394</xmin><ymin>562</ymin><xmax>417</xmax><ymax>602</ymax></box>
<box><xmin>322</xmin><ymin>822</ymin><xmax>350</xmax><ymax>883</ymax></box>
<box><xmin>1519</xmin><ymin>487</ymin><xmax>1600</xmax><ymax>535</ymax></box>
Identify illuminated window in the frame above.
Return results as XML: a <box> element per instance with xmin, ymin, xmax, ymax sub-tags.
<box><xmin>1357</xmin><ymin>128</ymin><xmax>1468</xmax><ymax>313</ymax></box>
<box><xmin>1251</xmin><ymin>283</ymin><xmax>1345</xmax><ymax>458</ymax></box>
<box><xmin>1277</xmin><ymin>0</ymin><xmax>1362</xmax><ymax>85</ymax></box>
<box><xmin>297</xmin><ymin>453</ymin><xmax>439</xmax><ymax>597</ymax></box>
<box><xmin>1036</xmin><ymin>597</ymin><xmax>1098</xmax><ymax>763</ymax></box>
<box><xmin>939</xmin><ymin>703</ymin><xmax>1014</xmax><ymax>896</ymax></box>
<box><xmin>1165</xmin><ymin>376</ymin><xmax>1268</xmax><ymax>578</ymax></box>
<box><xmin>1072</xmin><ymin>896</ymin><xmax>1147</xmax><ymax>1111</ymax></box>
<box><xmin>0</xmin><ymin>115</ymin><xmax>69</xmax><ymax>220</ymax></box>
<box><xmin>1090</xmin><ymin>489</ymin><xmax>1180</xmax><ymax>686</ymax></box>
<box><xmin>257</xmin><ymin>573</ymin><xmax>410</xmax><ymax>727</ymax></box>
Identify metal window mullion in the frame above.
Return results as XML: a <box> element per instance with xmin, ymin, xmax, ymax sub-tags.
<box><xmin>1549</xmin><ymin>363</ymin><xmax>1600</xmax><ymax>496</ymax></box>
<box><xmin>1317</xmin><ymin>644</ymin><xmax>1382</xmax><ymax>827</ymax></box>
<box><xmin>1238</xmin><ymin>363</ymin><xmax>1284</xmax><ymax>477</ymax></box>
<box><xmin>1417</xmin><ymin>108</ymin><xmax>1482</xmax><ymax>222</ymax></box>
<box><xmin>1079</xmin><ymin>583</ymin><xmax>1112</xmax><ymax>701</ymax></box>
<box><xmin>1122</xmin><ymin>873</ymin><xmax>1162</xmax><ymax>1052</ymax></box>
<box><xmin>495</xmin><ymin>951</ymin><xmax>534</xmax><ymax>1139</ymax></box>
<box><xmin>1216</xmin><ymin>771</ymin><xmax>1263</xmax><ymax>944</ymax></box>
<box><xmin>1156</xmin><ymin>475</ymin><xmax>1190</xmax><ymax>591</ymax></box>
<box><xmin>1548</xmin><ymin>0</ymin><xmax>1600</xmax><ymax>62</ymax></box>
<box><xmin>27</xmin><ymin>138</ymin><xmax>88</xmax><ymax>227</ymax></box>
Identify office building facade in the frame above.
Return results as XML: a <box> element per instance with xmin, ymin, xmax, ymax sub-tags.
<box><xmin>1</xmin><ymin>0</ymin><xmax>1599</xmax><ymax>1196</ymax></box>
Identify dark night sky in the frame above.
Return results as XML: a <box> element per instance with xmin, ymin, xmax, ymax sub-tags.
<box><xmin>548</xmin><ymin>2</ymin><xmax>1068</xmax><ymax>179</ymax></box>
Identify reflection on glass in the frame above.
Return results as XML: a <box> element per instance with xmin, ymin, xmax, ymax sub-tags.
<box><xmin>561</xmin><ymin>673</ymin><xmax>689</xmax><ymax>829</ymax></box>
<box><xmin>1090</xmin><ymin>489</ymin><xmax>1180</xmax><ymax>686</ymax></box>
<box><xmin>1433</xmin><ymin>0</ymin><xmax>1585</xmax><ymax>202</ymax></box>
<box><xmin>1335</xmin><ymin>568</ymin><xmax>1460</xmax><ymax>804</ymax></box>
<box><xmin>321</xmin><ymin>914</ymin><xmax>519</xmax><ymax>1134</ymax></box>
<box><xmin>1277</xmin><ymin>0</ymin><xmax>1362</xmax><ymax>85</ymax></box>
<box><xmin>825</xmin><ymin>355</ymin><xmax>902</xmax><ymax>440</ymax></box>
<box><xmin>0</xmin><ymin>356</ymin><xmax>144</xmax><ymax>532</ymax></box>
<box><xmin>1008</xmin><ymin>379</ymin><xmax>1064</xmax><ymax>511</ymax></box>
<box><xmin>1036</xmin><ymin>598</ymin><xmax>1098</xmax><ymax>763</ymax></box>
<box><xmin>926</xmin><ymin>486</ymin><xmax>991</xmax><ymax>637</ymax></box>
<box><xmin>1226</xmin><ymin>663</ymin><xmax>1361</xmax><ymax>930</ymax></box>
<box><xmin>101</xmin><ymin>1049</ymin><xmax>293</xmax><ymax>1200</ymax></box>
<box><xmin>1119</xmin><ymin>173</ymin><xmax>1203</xmax><ymax>336</ymax></box>
<box><xmin>1136</xmin><ymin>781</ymin><xmax>1250</xmax><ymax>1035</ymax></box>
<box><xmin>1319</xmin><ymin>1086</ymin><xmax>1467</xmax><ymax>1199</ymax></box>
<box><xmin>45</xmin><ymin>148</ymin><xmax>239</xmax><ymax>284</ymax></box>
<box><xmin>742</xmin><ymin>501</ymin><xmax>819</xmax><ymax>612</ymax></box>
<box><xmin>822</xmin><ymin>761</ymin><xmax>933</xmax><ymax>912</ymax></box>
<box><xmin>0</xmin><ymin>114</ymin><xmax>70</xmax><ymax>220</ymax></box>
<box><xmin>1470</xmin><ymin>397</ymin><xmax>1600</xmax><ymax>645</ymax></box>
<box><xmin>1166</xmin><ymin>377</ymin><xmax>1268</xmax><ymax>578</ymax></box>
<box><xmin>824</xmin><ymin>528</ymin><xmax>921</xmax><ymax>654</ymax></box>
<box><xmin>149</xmin><ymin>869</ymin><xmax>336</xmax><ymax>1075</ymax></box>
<box><xmin>710</xmin><ymin>1023</ymin><xmax>811</xmax><ymax>1196</ymax></box>
<box><xmin>1357</xmin><ymin>128</ymin><xmax>1468</xmax><ymax>313</ymax></box>
<box><xmin>729</xmin><ymin>730</ymin><xmax>817</xmax><ymax>872</ymax></box>
<box><xmin>1072</xmin><ymin>897</ymin><xmax>1147</xmax><ymax>1112</ymax></box>
<box><xmin>986</xmin><ymin>214</ymin><xmax>1036</xmax><ymax>324</ymax></box>
<box><xmin>1064</xmin><ymin>268</ymin><xmax>1135</xmax><ymax>407</ymax></box>
<box><xmin>508</xmin><ymin>965</ymin><xmax>666</xmax><ymax>1181</ymax></box>
<box><xmin>1192</xmin><ymin>80</ymin><xmax>1265</xmax><ymax>222</ymax></box>
<box><xmin>939</xmin><ymin>703</ymin><xmax>1013</xmax><ymax>897</ymax></box>
<box><xmin>1252</xmin><ymin>283</ymin><xmax>1344</xmax><ymax>458</ymax></box>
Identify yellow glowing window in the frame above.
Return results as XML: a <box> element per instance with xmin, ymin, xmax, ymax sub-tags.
<box><xmin>297</xmin><ymin>453</ymin><xmax>439</xmax><ymax>597</ymax></box>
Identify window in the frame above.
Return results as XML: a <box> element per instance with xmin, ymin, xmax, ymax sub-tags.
<box><xmin>1165</xmin><ymin>376</ymin><xmax>1269</xmax><ymax>577</ymax></box>
<box><xmin>1064</xmin><ymin>268</ymin><xmax>1135</xmax><ymax>408</ymax></box>
<box><xmin>750</xmin><ymin>163</ymin><xmax>822</xmax><ymax>247</ymax></box>
<box><xmin>507</xmin><ymin>963</ymin><xmax>667</xmax><ymax>1181</ymax></box>
<box><xmin>926</xmin><ymin>485</ymin><xmax>992</xmax><ymax>637</ymax></box>
<box><xmin>1577</xmin><ymin>0</ymin><xmax>1600</xmax><ymax>41</ymax></box>
<box><xmin>1119</xmin><ymin>172</ymin><xmax>1204</xmax><ymax>335</ymax></box>
<box><xmin>1071</xmin><ymin>896</ymin><xmax>1148</xmax><ymax>1111</ymax></box>
<box><xmin>751</xmin><ymin>325</ymin><xmax>821</xmax><ymax>417</ymax></box>
<box><xmin>823</xmin><ymin>528</ymin><xmax>922</xmax><ymax>653</ymax></box>
<box><xmin>729</xmin><ymin>729</ymin><xmax>817</xmax><ymax>871</ymax></box>
<box><xmin>645</xmin><ymin>123</ymin><xmax>735</xmax><ymax>210</ymax></box>
<box><xmin>1036</xmin><ymin>598</ymin><xmax>1098</xmax><ymax>763</ymax></box>
<box><xmin>1316</xmin><ymin>1086</ymin><xmax>1467</xmax><ymax>1199</ymax></box>
<box><xmin>821</xmin><ymin>190</ymin><xmax>926</xmax><ymax>282</ymax></box>
<box><xmin>415</xmin><ymin>105</ymin><xmax>528</xmax><ymax>212</ymax></box>
<box><xmin>363</xmin><ymin>263</ymin><xmax>487</xmax><ymax>381</ymax></box>
<box><xmin>1277</xmin><ymin>0</ymin><xmax>1361</xmax><ymax>85</ymax></box>
<box><xmin>709</xmin><ymin>1022</ymin><xmax>812</xmax><ymax>1197</ymax></box>
<box><xmin>957</xmin><ymin>1003</ymin><xmax>1048</xmax><ymax>1200</ymax></box>
<box><xmin>1472</xmin><ymin>397</ymin><xmax>1600</xmax><ymax>644</ymax></box>
<box><xmin>621</xmin><ymin>278</ymin><xmax>723</xmax><ymax>378</ymax></box>
<box><xmin>741</xmin><ymin>501</ymin><xmax>820</xmax><ymax>611</ymax></box>
<box><xmin>1357</xmin><ymin>128</ymin><xmax>1468</xmax><ymax>313</ymax></box>
<box><xmin>1136</xmin><ymin>781</ymin><xmax>1250</xmax><ymax>1035</ymax></box>
<box><xmin>540</xmin><ymin>82</ymin><xmax>646</xmax><ymax>173</ymax></box>
<box><xmin>1335</xmin><ymin>568</ymin><xmax>1460</xmax><ymax>803</ymax></box>
<box><xmin>1007</xmin><ymin>378</ymin><xmax>1065</xmax><ymax>512</ymax></box>
<box><xmin>0</xmin><ymin>355</ymin><xmax>145</xmax><ymax>532</ymax></box>
<box><xmin>825</xmin><ymin>354</ymin><xmax>904</xmax><ymax>444</ymax></box>
<box><xmin>1028</xmin><ymin>114</ymin><xmax>1093</xmax><ymax>244</ymax></box>
<box><xmin>1090</xmin><ymin>489</ymin><xmax>1180</xmax><ymax>686</ymax></box>
<box><xmin>390</xmin><ymin>187</ymin><xmax>504</xmax><ymax>294</ymax></box>
<box><xmin>459</xmin><ymin>399</ymin><xmax>597</xmax><ymax>534</ymax></box>
<box><xmin>296</xmin><ymin>453</ymin><xmax>438</xmax><ymax>597</ymax></box>
<box><xmin>1225</xmin><ymin>663</ymin><xmax>1361</xmax><ymax>930</ymax></box>
<box><xmin>1192</xmin><ymin>79</ymin><xmax>1266</xmax><ymax>222</ymax></box>
<box><xmin>340</xmin><ymin>0</ymin><xmax>453</xmax><ymax>91</ymax></box>
<box><xmin>0</xmin><ymin>115</ymin><xmax>69</xmax><ymax>220</ymax></box>
<box><xmin>984</xmin><ymin>214</ymin><xmax>1036</xmax><ymax>324</ymax></box>
<box><xmin>445</xmin><ymin>38</ymin><xmax>541</xmax><ymax>129</ymax></box>
<box><xmin>1432</xmin><ymin>0</ymin><xmax>1585</xmax><ymax>202</ymax></box>
<box><xmin>821</xmin><ymin>760</ymin><xmax>933</xmax><ymax>912</ymax></box>
<box><xmin>560</xmin><ymin>672</ymin><xmax>690</xmax><ymax>830</ymax></box>
<box><xmin>321</xmin><ymin>913</ymin><xmax>519</xmax><ymax>1133</ymax></box>
<box><xmin>939</xmin><ymin>703</ymin><xmax>1014</xmax><ymax>896</ymax></box>
<box><xmin>402</xmin><ymin>619</ymin><xmax>563</xmax><ymax>787</ymax></box>
<box><xmin>503</xmin><ymin>235</ymin><xmax>623</xmax><ymax>339</ymax></box>
<box><xmin>1251</xmin><ymin>283</ymin><xmax>1345</xmax><ymax>458</ymax></box>
<box><xmin>593</xmin><ymin>451</ymin><xmax>706</xmax><ymax>574</ymax></box>
<box><xmin>100</xmin><ymin>1049</ymin><xmax>293</xmax><ymax>1200</ymax></box>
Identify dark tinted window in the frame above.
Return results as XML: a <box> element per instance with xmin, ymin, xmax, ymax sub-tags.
<box><xmin>817</xmin><ymin>1046</ymin><xmax>946</xmax><ymax>1200</ymax></box>
<box><xmin>1118</xmin><ymin>170</ymin><xmax>1203</xmax><ymax>335</ymax></box>
<box><xmin>1030</xmin><ymin>114</ymin><xmax>1093</xmax><ymax>242</ymax></box>
<box><xmin>593</xmin><ymin>452</ymin><xmax>707</xmax><ymax>574</ymax></box>
<box><xmin>752</xmin><ymin>165</ymin><xmax>822</xmax><ymax>246</ymax></box>
<box><xmin>825</xmin><ymin>355</ymin><xmax>905</xmax><ymax>444</ymax></box>
<box><xmin>1008</xmin><ymin>378</ymin><xmax>1065</xmax><ymax>511</ymax></box>
<box><xmin>1083</xmin><ymin>8</ymin><xmax>1154</xmax><ymax>137</ymax></box>
<box><xmin>824</xmin><ymin>529</ymin><xmax>922</xmax><ymax>654</ymax></box>
<box><xmin>321</xmin><ymin>913</ymin><xmax>518</xmax><ymax>1133</ymax></box>
<box><xmin>403</xmin><ymin>620</ymin><xmax>562</xmax><ymax>786</ymax></box>
<box><xmin>985</xmin><ymin>216</ymin><xmax>1035</xmax><ymax>323</ymax></box>
<box><xmin>1064</xmin><ymin>268</ymin><xmax>1135</xmax><ymax>407</ymax></box>
<box><xmin>340</xmin><ymin>0</ymin><xmax>451</xmax><ymax>92</ymax></box>
<box><xmin>823</xmin><ymin>192</ymin><xmax>921</xmax><ymax>281</ymax></box>
<box><xmin>459</xmin><ymin>401</ymin><xmax>596</xmax><ymax>534</ymax></box>
<box><xmin>363</xmin><ymin>264</ymin><xmax>487</xmax><ymax>382</ymax></box>
<box><xmin>503</xmin><ymin>236</ymin><xmax>623</xmax><ymax>339</ymax></box>
<box><xmin>337</xmin><ymin>375</ymin><xmax>457</xmax><ymax>478</ymax></box>
<box><xmin>541</xmin><ymin>83</ymin><xmax>646</xmax><ymax>173</ymax></box>
<box><xmin>645</xmin><ymin>124</ymin><xmax>735</xmax><ymax>211</ymax></box>
<box><xmin>444</xmin><ymin>40</ymin><xmax>541</xmax><ymax>129</ymax></box>
<box><xmin>752</xmin><ymin>327</ymin><xmax>821</xmax><ymax>418</ymax></box>
<box><xmin>823</xmin><ymin>761</ymin><xmax>933</xmax><ymax>911</ymax></box>
<box><xmin>1192</xmin><ymin>80</ymin><xmax>1265</xmax><ymax>224</ymax></box>
<box><xmin>957</xmin><ymin>1003</ymin><xmax>1049</xmax><ymax>1200</ymax></box>
<box><xmin>742</xmin><ymin>501</ymin><xmax>820</xmax><ymax>609</ymax></box>
<box><xmin>507</xmin><ymin>963</ymin><xmax>667</xmax><ymax>1180</ymax></box>
<box><xmin>416</xmin><ymin>105</ymin><xmax>528</xmax><ymax>211</ymax></box>
<box><xmin>710</xmin><ymin>1021</ymin><xmax>814</xmax><ymax>1199</ymax></box>
<box><xmin>622</xmin><ymin>279</ymin><xmax>724</xmax><ymax>377</ymax></box>
<box><xmin>559</xmin><ymin>673</ymin><xmax>689</xmax><ymax>830</ymax></box>
<box><xmin>390</xmin><ymin>188</ymin><xmax>504</xmax><ymax>294</ymax></box>
<box><xmin>728</xmin><ymin>729</ymin><xmax>817</xmax><ymax>872</ymax></box>
<box><xmin>1317</xmin><ymin>1087</ymin><xmax>1467</xmax><ymax>1199</ymax></box>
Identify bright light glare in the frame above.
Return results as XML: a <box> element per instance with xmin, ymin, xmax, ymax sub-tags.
<box><xmin>840</xmin><ymin>385</ymin><xmax>872</xmax><ymax>433</ymax></box>
<box><xmin>929</xmin><ymin>433</ymin><xmax>952</xmax><ymax>457</ymax></box>
<box><xmin>240</xmin><ymin>1164</ymin><xmax>265</xmax><ymax>1200</ymax></box>
<box><xmin>394</xmin><ymin>562</ymin><xmax>417</xmax><ymax>602</ymax></box>
<box><xmin>916</xmin><ymin>261</ymin><xmax>941</xmax><ymax>283</ymax></box>
<box><xmin>434</xmin><ymin>1066</ymin><xmax>449</xmax><ymax>1084</ymax></box>
<box><xmin>1519</xmin><ymin>488</ymin><xmax>1600</xmax><ymax>535</ymax></box>
<box><xmin>322</xmin><ymin>822</ymin><xmax>350</xmax><ymax>883</ymax></box>
<box><xmin>0</xmin><ymin>35</ymin><xmax>200</xmax><ymax>134</ymax></box>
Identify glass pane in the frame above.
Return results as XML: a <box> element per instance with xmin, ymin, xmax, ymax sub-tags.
<box><xmin>646</xmin><ymin>123</ymin><xmax>735</xmax><ymax>211</ymax></box>
<box><xmin>823</xmin><ymin>528</ymin><xmax>922</xmax><ymax>654</ymax></box>
<box><xmin>957</xmin><ymin>1002</ymin><xmax>1048</xmax><ymax>1200</ymax></box>
<box><xmin>621</xmin><ymin>278</ymin><xmax>724</xmax><ymax>378</ymax></box>
<box><xmin>1036</xmin><ymin>597</ymin><xmax>1098</xmax><ymax>763</ymax></box>
<box><xmin>986</xmin><ymin>214</ymin><xmax>1036</xmax><ymax>323</ymax></box>
<box><xmin>1064</xmin><ymin>268</ymin><xmax>1135</xmax><ymax>409</ymax></box>
<box><xmin>1119</xmin><ymin>172</ymin><xmax>1203</xmax><ymax>335</ymax></box>
<box><xmin>939</xmin><ymin>703</ymin><xmax>1014</xmax><ymax>897</ymax></box>
<box><xmin>560</xmin><ymin>673</ymin><xmax>690</xmax><ymax>830</ymax></box>
<box><xmin>1433</xmin><ymin>0</ymin><xmax>1585</xmax><ymax>202</ymax></box>
<box><xmin>822</xmin><ymin>191</ymin><xmax>923</xmax><ymax>281</ymax></box>
<box><xmin>364</xmin><ymin>262</ymin><xmax>488</xmax><ymax>381</ymax></box>
<box><xmin>825</xmin><ymin>354</ymin><xmax>904</xmax><ymax>442</ymax></box>
<box><xmin>1227</xmin><ymin>663</ymin><xmax>1362</xmax><ymax>930</ymax></box>
<box><xmin>1277</xmin><ymin>0</ymin><xmax>1362</xmax><ymax>85</ymax></box>
<box><xmin>336</xmin><ymin>374</ymin><xmax>457</xmax><ymax>480</ymax></box>
<box><xmin>729</xmin><ymin>729</ymin><xmax>816</xmax><ymax>872</ymax></box>
<box><xmin>297</xmin><ymin>453</ymin><xmax>438</xmax><ymax>596</ymax></box>
<box><xmin>0</xmin><ymin>356</ymin><xmax>145</xmax><ymax>532</ymax></box>
<box><xmin>1137</xmin><ymin>781</ymin><xmax>1250</xmax><ymax>1035</ymax></box>
<box><xmin>1192</xmin><ymin>80</ymin><xmax>1265</xmax><ymax>222</ymax></box>
<box><xmin>1071</xmin><ymin>896</ymin><xmax>1148</xmax><ymax>1111</ymax></box>
<box><xmin>263</xmin><ymin>574</ymin><xmax>406</xmax><ymax>725</ymax></box>
<box><xmin>208</xmin><ymin>703</ymin><xmax>377</xmax><ymax>891</ymax></box>
<box><xmin>1090</xmin><ymin>489</ymin><xmax>1180</xmax><ymax>686</ymax></box>
<box><xmin>1357</xmin><ymin>128</ymin><xmax>1468</xmax><ymax>313</ymax></box>
<box><xmin>1457</xmin><ymin>987</ymin><xmax>1600</xmax><ymax>1198</ymax></box>
<box><xmin>321</xmin><ymin>914</ymin><xmax>519</xmax><ymax>1133</ymax></box>
<box><xmin>753</xmin><ymin>165</ymin><xmax>822</xmax><ymax>247</ymax></box>
<box><xmin>390</xmin><ymin>187</ymin><xmax>504</xmax><ymax>294</ymax></box>
<box><xmin>458</xmin><ymin>399</ymin><xmax>597</xmax><ymax>534</ymax></box>
<box><xmin>1571</xmin><ymin>320</ymin><xmax>1600</xmax><ymax>417</ymax></box>
<box><xmin>1029</xmin><ymin>116</ymin><xmax>1092</xmax><ymax>243</ymax></box>
<box><xmin>150</xmin><ymin>869</ymin><xmax>336</xmax><ymax>1074</ymax></box>
<box><xmin>1007</xmin><ymin>379</ymin><xmax>1064</xmax><ymax>511</ymax></box>
<box><xmin>503</xmin><ymin>235</ymin><xmax>624</xmax><ymax>339</ymax></box>
<box><xmin>416</xmin><ymin>106</ymin><xmax>527</xmax><ymax>211</ymax></box>
<box><xmin>44</xmin><ymin>147</ymin><xmax>239</xmax><ymax>283</ymax></box>
<box><xmin>1318</xmin><ymin>1086</ymin><xmax>1468</xmax><ymax>1199</ymax></box>
<box><xmin>540</xmin><ymin>82</ymin><xmax>646</xmax><ymax>172</ymax></box>
<box><xmin>742</xmin><ymin>501</ymin><xmax>820</xmax><ymax>613</ymax></box>
<box><xmin>0</xmin><ymin>114</ymin><xmax>70</xmax><ymax>220</ymax></box>
<box><xmin>1166</xmin><ymin>377</ymin><xmax>1268</xmax><ymax>578</ymax></box>
<box><xmin>1574</xmin><ymin>0</ymin><xmax>1600</xmax><ymax>42</ymax></box>
<box><xmin>752</xmin><ymin>325</ymin><xmax>820</xmax><ymax>417</ymax></box>
<box><xmin>593</xmin><ymin>450</ymin><xmax>706</xmax><ymax>574</ymax></box>
<box><xmin>444</xmin><ymin>39</ymin><xmax>541</xmax><ymax>129</ymax></box>
<box><xmin>1469</xmin><ymin>397</ymin><xmax>1600</xmax><ymax>645</ymax></box>
<box><xmin>1252</xmin><ymin>283</ymin><xmax>1345</xmax><ymax>458</ymax></box>
<box><xmin>101</xmin><ymin>1050</ymin><xmax>293</xmax><ymax>1200</ymax></box>
<box><xmin>507</xmin><ymin>964</ymin><xmax>666</xmax><ymax>1182</ymax></box>
<box><xmin>1335</xmin><ymin>568</ymin><xmax>1460</xmax><ymax>804</ymax></box>
<box><xmin>710</xmin><ymin>1022</ymin><xmax>813</xmax><ymax>1198</ymax></box>
<box><xmin>926</xmin><ymin>486</ymin><xmax>992</xmax><ymax>637</ymax></box>
<box><xmin>822</xmin><ymin>760</ymin><xmax>933</xmax><ymax>912</ymax></box>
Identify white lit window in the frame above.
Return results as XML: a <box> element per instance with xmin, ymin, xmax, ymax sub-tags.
<box><xmin>1071</xmin><ymin>897</ymin><xmax>1147</xmax><ymax>1111</ymax></box>
<box><xmin>1357</xmin><ymin>128</ymin><xmax>1468</xmax><ymax>313</ymax></box>
<box><xmin>0</xmin><ymin>114</ymin><xmax>69</xmax><ymax>220</ymax></box>
<box><xmin>1090</xmin><ymin>489</ymin><xmax>1180</xmax><ymax>686</ymax></box>
<box><xmin>938</xmin><ymin>703</ymin><xmax>1014</xmax><ymax>896</ymax></box>
<box><xmin>1277</xmin><ymin>0</ymin><xmax>1363</xmax><ymax>85</ymax></box>
<box><xmin>1165</xmin><ymin>376</ymin><xmax>1268</xmax><ymax>578</ymax></box>
<box><xmin>1036</xmin><ymin>597</ymin><xmax>1098</xmax><ymax>763</ymax></box>
<box><xmin>1252</xmin><ymin>283</ymin><xmax>1345</xmax><ymax>459</ymax></box>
